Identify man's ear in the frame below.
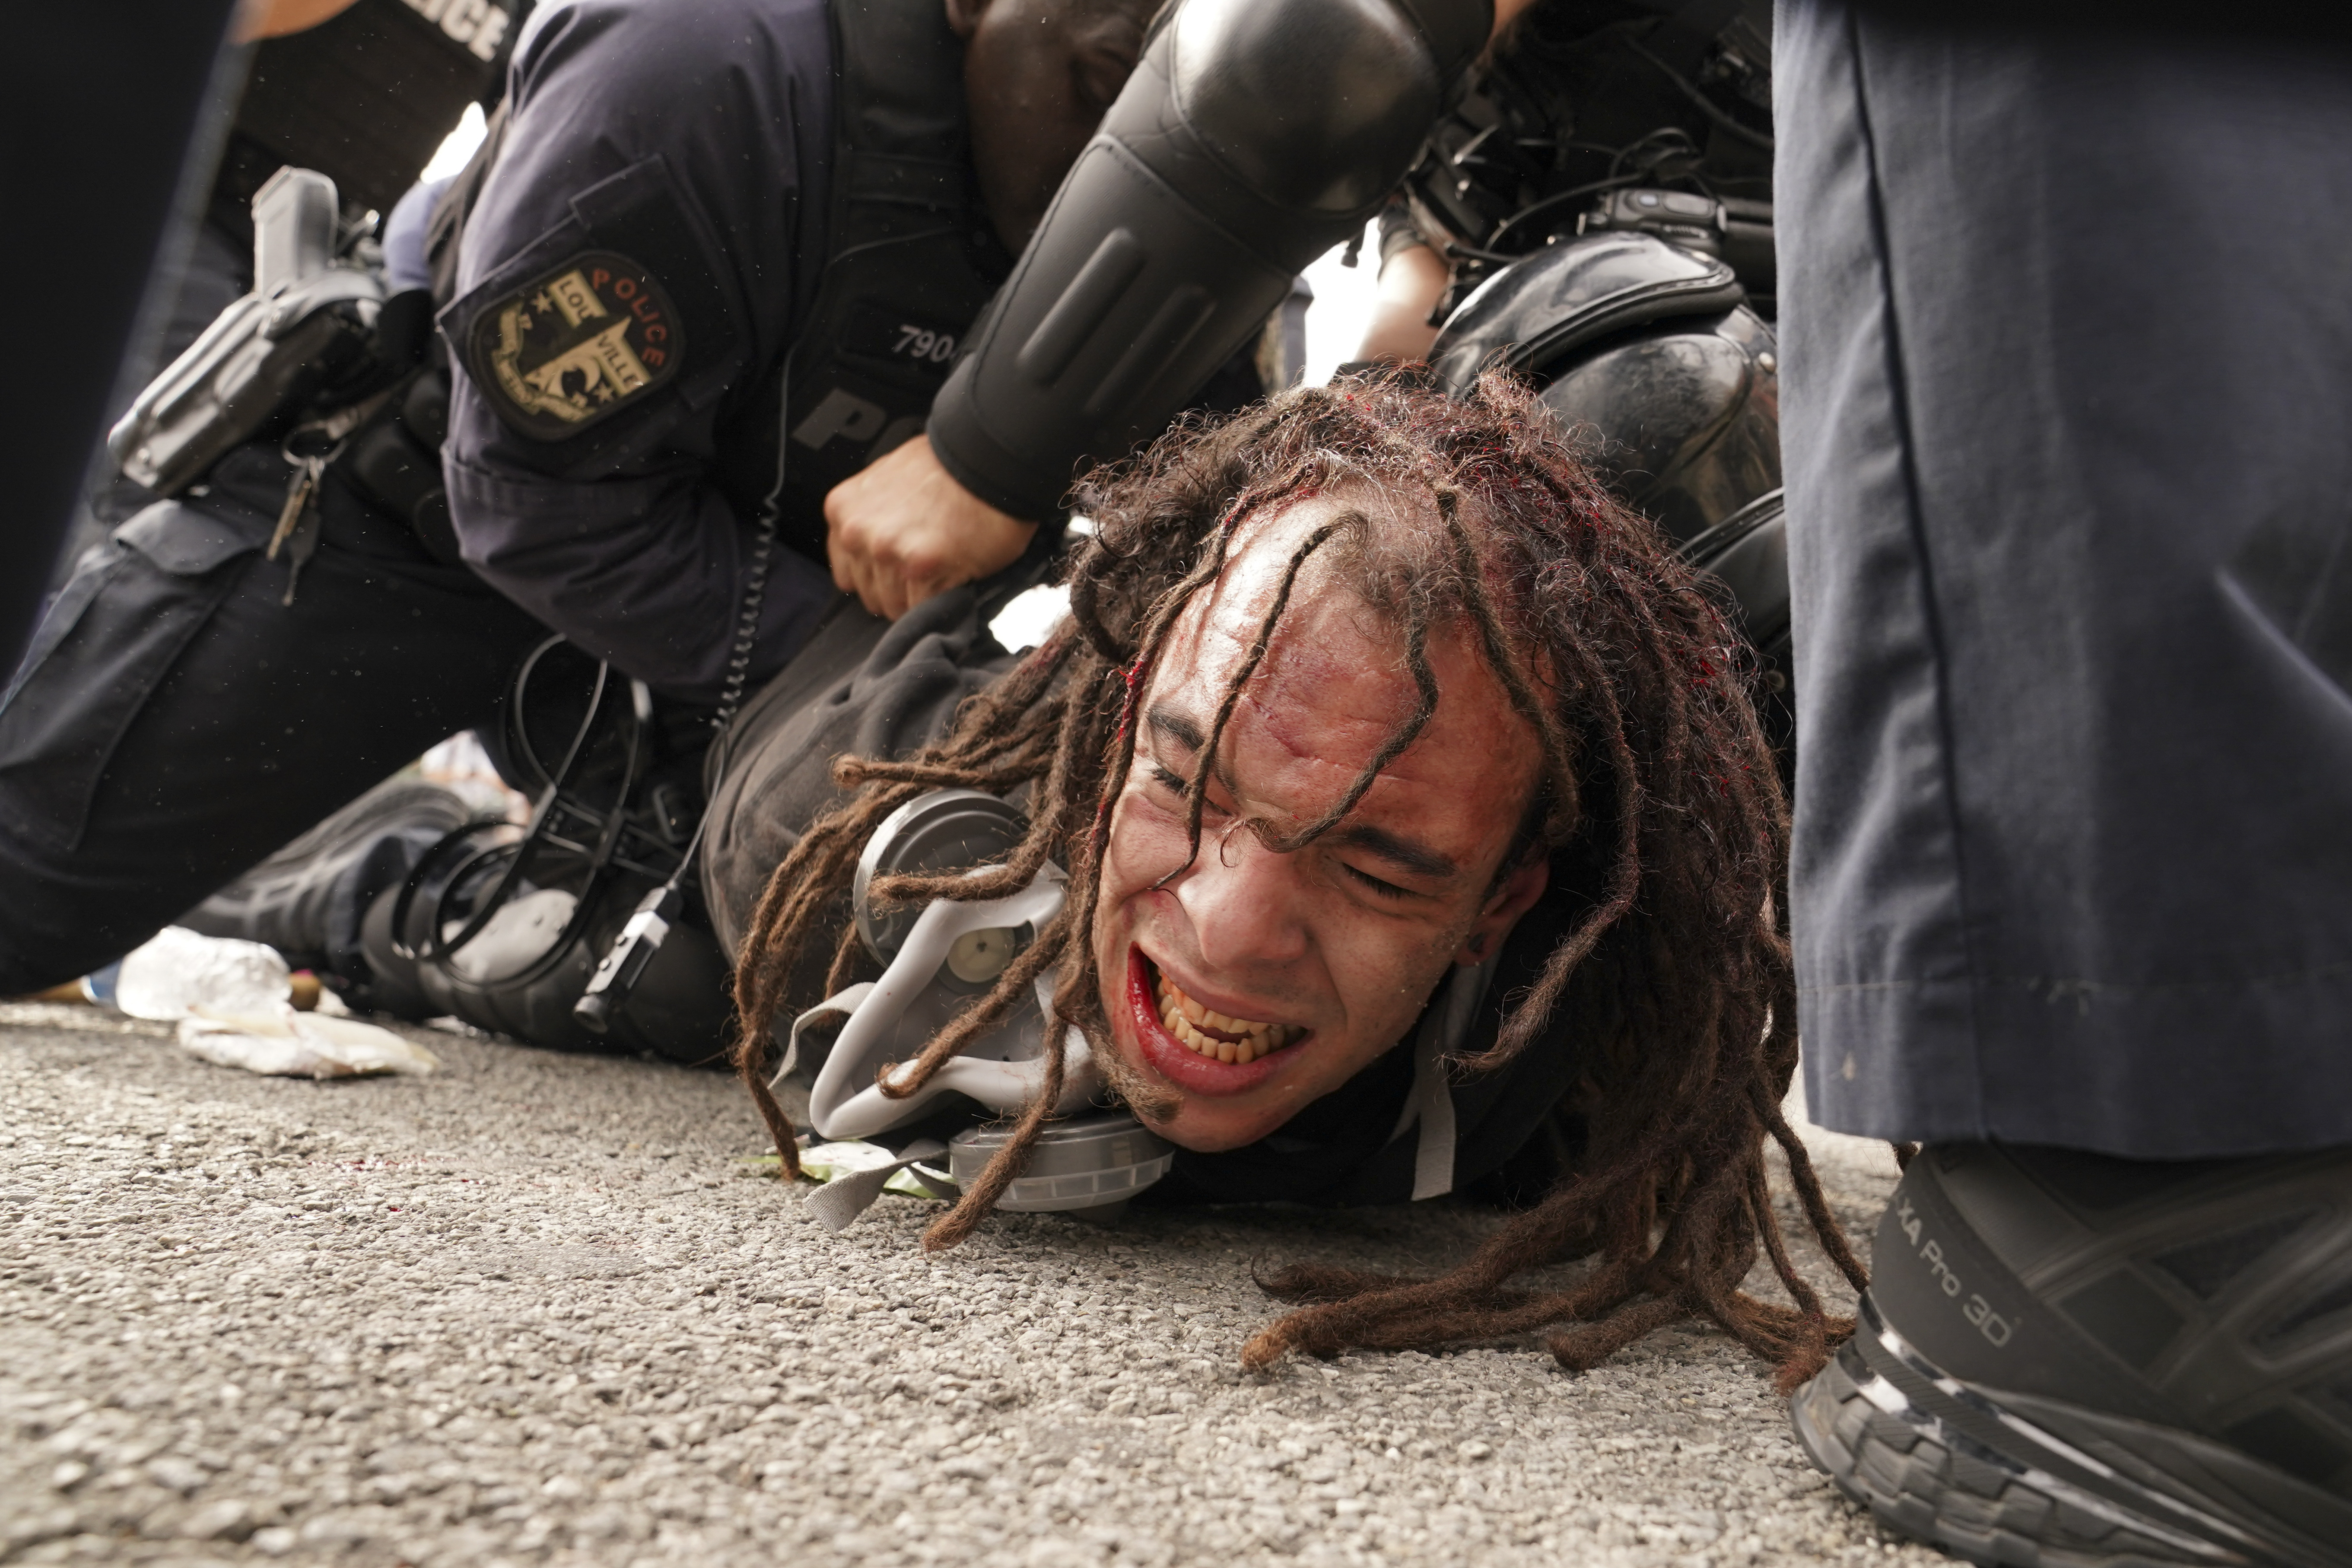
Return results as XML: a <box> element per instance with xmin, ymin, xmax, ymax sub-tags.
<box><xmin>944</xmin><ymin>0</ymin><xmax>994</xmax><ymax>42</ymax></box>
<box><xmin>1454</xmin><ymin>852</ymin><xmax>1548</xmax><ymax>967</ymax></box>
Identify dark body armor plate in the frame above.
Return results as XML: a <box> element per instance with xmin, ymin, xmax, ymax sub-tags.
<box><xmin>709</xmin><ymin>0</ymin><xmax>1013</xmax><ymax>561</ymax></box>
<box><xmin>234</xmin><ymin>0</ymin><xmax>521</xmax><ymax>216</ymax></box>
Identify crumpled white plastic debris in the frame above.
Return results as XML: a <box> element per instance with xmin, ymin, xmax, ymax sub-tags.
<box><xmin>797</xmin><ymin>1140</ymin><xmax>910</xmax><ymax>1180</ymax></box>
<box><xmin>115</xmin><ymin>926</ymin><xmax>291</xmax><ymax>1020</ymax></box>
<box><xmin>177</xmin><ymin>1004</ymin><xmax>442</xmax><ymax>1079</ymax></box>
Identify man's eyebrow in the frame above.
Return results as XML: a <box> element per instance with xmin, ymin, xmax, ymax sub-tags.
<box><xmin>1148</xmin><ymin>705</ymin><xmax>1456</xmax><ymax>877</ymax></box>
<box><xmin>1146</xmin><ymin>707</ymin><xmax>1207</xmax><ymax>755</ymax></box>
<box><xmin>1145</xmin><ymin>707</ymin><xmax>1237</xmax><ymax>795</ymax></box>
<box><xmin>1332</xmin><ymin>822</ymin><xmax>1458</xmax><ymax>881</ymax></box>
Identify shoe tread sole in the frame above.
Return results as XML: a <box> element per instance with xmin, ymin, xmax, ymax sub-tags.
<box><xmin>1791</xmin><ymin>1322</ymin><xmax>2350</xmax><ymax>1568</ymax></box>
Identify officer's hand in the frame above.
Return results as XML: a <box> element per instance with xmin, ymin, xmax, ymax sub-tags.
<box><xmin>823</xmin><ymin>435</ymin><xmax>1039</xmax><ymax>620</ymax></box>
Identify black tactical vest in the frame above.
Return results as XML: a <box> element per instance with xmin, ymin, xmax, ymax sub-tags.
<box><xmin>231</xmin><ymin>0</ymin><xmax>522</xmax><ymax>219</ymax></box>
<box><xmin>711</xmin><ymin>0</ymin><xmax>1013</xmax><ymax>562</ymax></box>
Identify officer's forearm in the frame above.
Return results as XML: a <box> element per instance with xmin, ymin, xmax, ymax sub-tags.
<box><xmin>925</xmin><ymin>0</ymin><xmax>1493</xmax><ymax>521</ymax></box>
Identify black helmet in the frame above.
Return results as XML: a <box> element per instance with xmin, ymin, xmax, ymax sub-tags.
<box><xmin>1430</xmin><ymin>230</ymin><xmax>1778</xmax><ymax>547</ymax></box>
<box><xmin>1428</xmin><ymin>231</ymin><xmax>1791</xmax><ymax>757</ymax></box>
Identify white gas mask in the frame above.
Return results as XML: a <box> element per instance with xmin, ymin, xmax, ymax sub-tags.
<box><xmin>778</xmin><ymin>789</ymin><xmax>1172</xmax><ymax>1225</ymax></box>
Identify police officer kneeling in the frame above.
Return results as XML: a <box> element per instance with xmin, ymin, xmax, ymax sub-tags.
<box><xmin>0</xmin><ymin>0</ymin><xmax>1158</xmax><ymax>1024</ymax></box>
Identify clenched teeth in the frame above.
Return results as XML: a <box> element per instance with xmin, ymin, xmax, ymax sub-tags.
<box><xmin>1154</xmin><ymin>971</ymin><xmax>1298</xmax><ymax>1064</ymax></box>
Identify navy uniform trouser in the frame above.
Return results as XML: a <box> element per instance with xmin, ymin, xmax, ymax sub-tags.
<box><xmin>0</xmin><ymin>452</ymin><xmax>546</xmax><ymax>992</ymax></box>
<box><xmin>1777</xmin><ymin>5</ymin><xmax>2352</xmax><ymax>1154</ymax></box>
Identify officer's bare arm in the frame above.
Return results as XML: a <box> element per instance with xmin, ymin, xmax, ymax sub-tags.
<box><xmin>1354</xmin><ymin>241</ymin><xmax>1451</xmax><ymax>365</ymax></box>
<box><xmin>235</xmin><ymin>0</ymin><xmax>360</xmax><ymax>40</ymax></box>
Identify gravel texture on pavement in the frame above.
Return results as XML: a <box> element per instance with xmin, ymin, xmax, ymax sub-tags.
<box><xmin>0</xmin><ymin>1002</ymin><xmax>1939</xmax><ymax>1568</ymax></box>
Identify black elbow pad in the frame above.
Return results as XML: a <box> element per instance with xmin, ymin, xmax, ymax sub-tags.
<box><xmin>928</xmin><ymin>0</ymin><xmax>1491</xmax><ymax>519</ymax></box>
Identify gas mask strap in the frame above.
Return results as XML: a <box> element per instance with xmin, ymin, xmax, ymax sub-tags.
<box><xmin>775</xmin><ymin>982</ymin><xmax>877</xmax><ymax>1091</ymax></box>
<box><xmin>805</xmin><ymin>1138</ymin><xmax>949</xmax><ymax>1232</ymax></box>
<box><xmin>808</xmin><ymin>868</ymin><xmax>1072</xmax><ymax>1140</ymax></box>
<box><xmin>1387</xmin><ymin>957</ymin><xmax>1500</xmax><ymax>1201</ymax></box>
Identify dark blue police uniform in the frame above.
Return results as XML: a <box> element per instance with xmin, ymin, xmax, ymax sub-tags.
<box><xmin>0</xmin><ymin>0</ymin><xmax>852</xmax><ymax>990</ymax></box>
<box><xmin>1778</xmin><ymin>3</ymin><xmax>2352</xmax><ymax>1155</ymax></box>
<box><xmin>437</xmin><ymin>0</ymin><xmax>841</xmax><ymax>701</ymax></box>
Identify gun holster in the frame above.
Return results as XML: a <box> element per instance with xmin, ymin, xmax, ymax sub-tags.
<box><xmin>107</xmin><ymin>167</ymin><xmax>418</xmax><ymax>499</ymax></box>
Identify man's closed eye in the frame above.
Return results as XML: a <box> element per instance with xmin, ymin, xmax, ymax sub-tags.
<box><xmin>1340</xmin><ymin>862</ymin><xmax>1412</xmax><ymax>900</ymax></box>
<box><xmin>1148</xmin><ymin>763</ymin><xmax>1223</xmax><ymax>813</ymax></box>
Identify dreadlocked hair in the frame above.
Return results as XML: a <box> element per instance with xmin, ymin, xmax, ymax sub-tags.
<box><xmin>730</xmin><ymin>369</ymin><xmax>1866</xmax><ymax>1390</ymax></box>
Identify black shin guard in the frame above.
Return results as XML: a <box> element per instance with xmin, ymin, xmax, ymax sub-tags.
<box><xmin>925</xmin><ymin>0</ymin><xmax>1491</xmax><ymax>520</ymax></box>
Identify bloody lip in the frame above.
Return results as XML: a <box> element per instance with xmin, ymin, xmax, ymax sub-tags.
<box><xmin>1123</xmin><ymin>947</ymin><xmax>1302</xmax><ymax>1098</ymax></box>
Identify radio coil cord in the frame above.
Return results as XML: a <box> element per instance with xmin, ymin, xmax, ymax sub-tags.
<box><xmin>572</xmin><ymin>352</ymin><xmax>795</xmax><ymax>1033</ymax></box>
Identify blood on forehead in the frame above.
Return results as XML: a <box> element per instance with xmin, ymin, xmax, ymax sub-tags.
<box><xmin>1155</xmin><ymin>553</ymin><xmax>1527</xmax><ymax>806</ymax></box>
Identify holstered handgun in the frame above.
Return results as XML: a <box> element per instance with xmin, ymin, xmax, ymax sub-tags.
<box><xmin>108</xmin><ymin>168</ymin><xmax>388</xmax><ymax>496</ymax></box>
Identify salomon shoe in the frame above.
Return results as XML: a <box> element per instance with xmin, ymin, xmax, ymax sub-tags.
<box><xmin>1790</xmin><ymin>1143</ymin><xmax>2352</xmax><ymax>1568</ymax></box>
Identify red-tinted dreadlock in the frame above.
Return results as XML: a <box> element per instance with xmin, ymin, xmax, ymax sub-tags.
<box><xmin>731</xmin><ymin>369</ymin><xmax>1866</xmax><ymax>1388</ymax></box>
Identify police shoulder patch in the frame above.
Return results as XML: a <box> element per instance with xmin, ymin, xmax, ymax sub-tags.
<box><xmin>466</xmin><ymin>251</ymin><xmax>685</xmax><ymax>441</ymax></box>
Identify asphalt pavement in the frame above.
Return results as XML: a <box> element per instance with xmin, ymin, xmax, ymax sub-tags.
<box><xmin>0</xmin><ymin>1000</ymin><xmax>1944</xmax><ymax>1568</ymax></box>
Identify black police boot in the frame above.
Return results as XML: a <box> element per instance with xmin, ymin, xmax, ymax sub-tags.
<box><xmin>1790</xmin><ymin>1143</ymin><xmax>2352</xmax><ymax>1568</ymax></box>
<box><xmin>178</xmin><ymin>777</ymin><xmax>472</xmax><ymax>1014</ymax></box>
